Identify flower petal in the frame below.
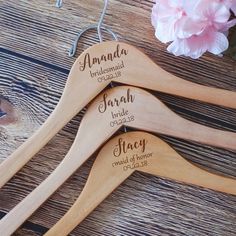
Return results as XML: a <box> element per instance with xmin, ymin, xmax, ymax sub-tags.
<box><xmin>231</xmin><ymin>3</ymin><xmax>236</xmax><ymax>15</ymax></box>
<box><xmin>167</xmin><ymin>38</ymin><xmax>191</xmax><ymax>56</ymax></box>
<box><xmin>213</xmin><ymin>2</ymin><xmax>231</xmax><ymax>23</ymax></box>
<box><xmin>208</xmin><ymin>31</ymin><xmax>229</xmax><ymax>54</ymax></box>
<box><xmin>155</xmin><ymin>19</ymin><xmax>176</xmax><ymax>43</ymax></box>
<box><xmin>176</xmin><ymin>17</ymin><xmax>206</xmax><ymax>38</ymax></box>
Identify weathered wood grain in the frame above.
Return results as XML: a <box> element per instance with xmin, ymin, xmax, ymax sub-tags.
<box><xmin>0</xmin><ymin>51</ymin><xmax>69</xmax><ymax>163</ymax></box>
<box><xmin>15</xmin><ymin>228</ymin><xmax>41</xmax><ymax>236</ymax></box>
<box><xmin>0</xmin><ymin>0</ymin><xmax>236</xmax><ymax>235</ymax></box>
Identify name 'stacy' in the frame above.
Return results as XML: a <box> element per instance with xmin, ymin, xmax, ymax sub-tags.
<box><xmin>113</xmin><ymin>138</ymin><xmax>148</xmax><ymax>157</ymax></box>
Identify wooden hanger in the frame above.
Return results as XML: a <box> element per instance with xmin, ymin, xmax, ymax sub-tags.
<box><xmin>1</xmin><ymin>85</ymin><xmax>236</xmax><ymax>236</ymax></box>
<box><xmin>1</xmin><ymin>41</ymin><xmax>236</xmax><ymax>188</ymax></box>
<box><xmin>43</xmin><ymin>131</ymin><xmax>236</xmax><ymax>236</ymax></box>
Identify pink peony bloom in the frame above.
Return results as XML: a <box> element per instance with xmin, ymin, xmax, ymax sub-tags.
<box><xmin>151</xmin><ymin>0</ymin><xmax>236</xmax><ymax>58</ymax></box>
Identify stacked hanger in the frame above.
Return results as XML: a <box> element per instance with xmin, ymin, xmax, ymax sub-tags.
<box><xmin>0</xmin><ymin>1</ymin><xmax>236</xmax><ymax>235</ymax></box>
<box><xmin>44</xmin><ymin>131</ymin><xmax>236</xmax><ymax>236</ymax></box>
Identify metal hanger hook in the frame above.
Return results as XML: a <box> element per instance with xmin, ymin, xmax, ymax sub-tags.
<box><xmin>68</xmin><ymin>0</ymin><xmax>118</xmax><ymax>57</ymax></box>
<box><xmin>69</xmin><ymin>25</ymin><xmax>118</xmax><ymax>57</ymax></box>
<box><xmin>97</xmin><ymin>0</ymin><xmax>108</xmax><ymax>42</ymax></box>
<box><xmin>56</xmin><ymin>0</ymin><xmax>63</xmax><ymax>8</ymax></box>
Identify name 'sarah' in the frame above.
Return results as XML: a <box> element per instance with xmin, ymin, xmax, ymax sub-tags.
<box><xmin>98</xmin><ymin>88</ymin><xmax>135</xmax><ymax>113</ymax></box>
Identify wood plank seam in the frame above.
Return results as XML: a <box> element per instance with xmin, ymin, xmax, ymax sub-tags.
<box><xmin>0</xmin><ymin>47</ymin><xmax>70</xmax><ymax>75</ymax></box>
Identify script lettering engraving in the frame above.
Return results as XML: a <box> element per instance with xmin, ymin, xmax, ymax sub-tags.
<box><xmin>79</xmin><ymin>44</ymin><xmax>128</xmax><ymax>71</ymax></box>
<box><xmin>98</xmin><ymin>89</ymin><xmax>135</xmax><ymax>113</ymax></box>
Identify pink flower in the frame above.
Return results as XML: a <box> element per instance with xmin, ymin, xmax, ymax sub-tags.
<box><xmin>176</xmin><ymin>1</ymin><xmax>231</xmax><ymax>37</ymax></box>
<box><xmin>151</xmin><ymin>0</ymin><xmax>188</xmax><ymax>43</ymax></box>
<box><xmin>218</xmin><ymin>0</ymin><xmax>236</xmax><ymax>15</ymax></box>
<box><xmin>151</xmin><ymin>0</ymin><xmax>236</xmax><ymax>58</ymax></box>
<box><xmin>167</xmin><ymin>28</ymin><xmax>229</xmax><ymax>58</ymax></box>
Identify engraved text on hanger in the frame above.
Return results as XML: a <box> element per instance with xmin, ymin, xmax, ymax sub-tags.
<box><xmin>79</xmin><ymin>44</ymin><xmax>128</xmax><ymax>71</ymax></box>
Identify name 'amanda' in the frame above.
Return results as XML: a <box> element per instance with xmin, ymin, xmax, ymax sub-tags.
<box><xmin>79</xmin><ymin>44</ymin><xmax>128</xmax><ymax>71</ymax></box>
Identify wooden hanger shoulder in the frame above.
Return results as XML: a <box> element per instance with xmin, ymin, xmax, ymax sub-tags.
<box><xmin>83</xmin><ymin>85</ymin><xmax>236</xmax><ymax>150</ymax></box>
<box><xmin>44</xmin><ymin>131</ymin><xmax>236</xmax><ymax>236</ymax></box>
<box><xmin>73</xmin><ymin>41</ymin><xmax>236</xmax><ymax>109</ymax></box>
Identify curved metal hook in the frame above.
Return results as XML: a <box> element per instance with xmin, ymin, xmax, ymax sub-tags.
<box><xmin>69</xmin><ymin>25</ymin><xmax>118</xmax><ymax>57</ymax></box>
<box><xmin>68</xmin><ymin>0</ymin><xmax>118</xmax><ymax>57</ymax></box>
<box><xmin>56</xmin><ymin>0</ymin><xmax>63</xmax><ymax>8</ymax></box>
<box><xmin>97</xmin><ymin>0</ymin><xmax>108</xmax><ymax>42</ymax></box>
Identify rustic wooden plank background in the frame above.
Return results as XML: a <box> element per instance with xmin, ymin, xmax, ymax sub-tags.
<box><xmin>0</xmin><ymin>0</ymin><xmax>236</xmax><ymax>235</ymax></box>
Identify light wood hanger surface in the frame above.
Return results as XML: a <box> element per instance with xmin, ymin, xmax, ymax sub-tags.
<box><xmin>1</xmin><ymin>41</ymin><xmax>236</xmax><ymax>188</ymax></box>
<box><xmin>1</xmin><ymin>86</ymin><xmax>236</xmax><ymax>236</ymax></box>
<box><xmin>44</xmin><ymin>131</ymin><xmax>236</xmax><ymax>236</ymax></box>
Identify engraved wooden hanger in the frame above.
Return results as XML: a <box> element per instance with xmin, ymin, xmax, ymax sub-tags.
<box><xmin>1</xmin><ymin>1</ymin><xmax>236</xmax><ymax>189</ymax></box>
<box><xmin>1</xmin><ymin>86</ymin><xmax>236</xmax><ymax>236</ymax></box>
<box><xmin>43</xmin><ymin>131</ymin><xmax>236</xmax><ymax>236</ymax></box>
